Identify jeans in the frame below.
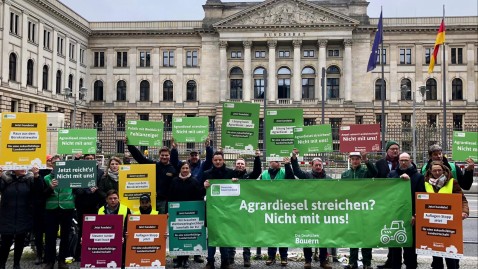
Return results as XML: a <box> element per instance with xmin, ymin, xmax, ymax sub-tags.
<box><xmin>207</xmin><ymin>246</ymin><xmax>230</xmax><ymax>264</ymax></box>
<box><xmin>156</xmin><ymin>199</ymin><xmax>167</xmax><ymax>214</ymax></box>
<box><xmin>431</xmin><ymin>256</ymin><xmax>459</xmax><ymax>269</ymax></box>
<box><xmin>267</xmin><ymin>247</ymin><xmax>288</xmax><ymax>259</ymax></box>
<box><xmin>44</xmin><ymin>208</ymin><xmax>74</xmax><ymax>263</ymax></box>
<box><xmin>304</xmin><ymin>248</ymin><xmax>327</xmax><ymax>263</ymax></box>
<box><xmin>349</xmin><ymin>248</ymin><xmax>372</xmax><ymax>266</ymax></box>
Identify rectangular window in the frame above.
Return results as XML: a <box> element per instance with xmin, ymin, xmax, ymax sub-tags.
<box><xmin>330</xmin><ymin>118</ymin><xmax>342</xmax><ymax>151</ymax></box>
<box><xmin>116</xmin><ymin>113</ymin><xmax>126</xmax><ymax>131</ymax></box>
<box><xmin>80</xmin><ymin>48</ymin><xmax>85</xmax><ymax>64</ymax></box>
<box><xmin>425</xmin><ymin>48</ymin><xmax>432</xmax><ymax>64</ymax></box>
<box><xmin>139</xmin><ymin>114</ymin><xmax>149</xmax><ymax>121</ymax></box>
<box><xmin>69</xmin><ymin>43</ymin><xmax>76</xmax><ymax>60</ymax></box>
<box><xmin>451</xmin><ymin>48</ymin><xmax>463</xmax><ymax>64</ymax></box>
<box><xmin>94</xmin><ymin>51</ymin><xmax>105</xmax><ymax>67</ymax></box>
<box><xmin>231</xmin><ymin>51</ymin><xmax>242</xmax><ymax>58</ymax></box>
<box><xmin>57</xmin><ymin>36</ymin><xmax>64</xmax><ymax>56</ymax></box>
<box><xmin>116</xmin><ymin>140</ymin><xmax>125</xmax><ymax>154</ymax></box>
<box><xmin>162</xmin><ymin>50</ymin><xmax>175</xmax><ymax>67</ymax></box>
<box><xmin>303</xmin><ymin>50</ymin><xmax>315</xmax><ymax>57</ymax></box>
<box><xmin>255</xmin><ymin>51</ymin><xmax>266</xmax><ymax>58</ymax></box>
<box><xmin>355</xmin><ymin>116</ymin><xmax>363</xmax><ymax>124</ymax></box>
<box><xmin>27</xmin><ymin>21</ymin><xmax>36</xmax><ymax>43</ymax></box>
<box><xmin>278</xmin><ymin>51</ymin><xmax>290</xmax><ymax>58</ymax></box>
<box><xmin>93</xmin><ymin>114</ymin><xmax>103</xmax><ymax>131</ymax></box>
<box><xmin>44</xmin><ymin>105</ymin><xmax>51</xmax><ymax>112</ymax></box>
<box><xmin>163</xmin><ymin>114</ymin><xmax>173</xmax><ymax>129</ymax></box>
<box><xmin>43</xmin><ymin>30</ymin><xmax>51</xmax><ymax>49</ymax></box>
<box><xmin>254</xmin><ymin>79</ymin><xmax>265</xmax><ymax>99</ymax></box>
<box><xmin>401</xmin><ymin>114</ymin><xmax>412</xmax><ymax>125</ymax></box>
<box><xmin>304</xmin><ymin>118</ymin><xmax>315</xmax><ymax>126</ymax></box>
<box><xmin>376</xmin><ymin>114</ymin><xmax>387</xmax><ymax>129</ymax></box>
<box><xmin>328</xmin><ymin>49</ymin><xmax>340</xmax><ymax>57</ymax></box>
<box><xmin>10</xmin><ymin>12</ymin><xmax>19</xmax><ymax>35</ymax></box>
<box><xmin>453</xmin><ymin>114</ymin><xmax>463</xmax><ymax>131</ymax></box>
<box><xmin>117</xmin><ymin>51</ymin><xmax>128</xmax><ymax>67</ymax></box>
<box><xmin>375</xmin><ymin>48</ymin><xmax>387</xmax><ymax>64</ymax></box>
<box><xmin>29</xmin><ymin>103</ymin><xmax>36</xmax><ymax>113</ymax></box>
<box><xmin>327</xmin><ymin>78</ymin><xmax>339</xmax><ymax>98</ymax></box>
<box><xmin>10</xmin><ymin>100</ymin><xmax>19</xmax><ymax>112</ymax></box>
<box><xmin>400</xmin><ymin>48</ymin><xmax>412</xmax><ymax>64</ymax></box>
<box><xmin>139</xmin><ymin>51</ymin><xmax>151</xmax><ymax>67</ymax></box>
<box><xmin>186</xmin><ymin>50</ymin><xmax>198</xmax><ymax>67</ymax></box>
<box><xmin>427</xmin><ymin>114</ymin><xmax>437</xmax><ymax>127</ymax></box>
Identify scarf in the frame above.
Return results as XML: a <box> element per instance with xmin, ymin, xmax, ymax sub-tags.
<box><xmin>108</xmin><ymin>169</ymin><xmax>119</xmax><ymax>182</ymax></box>
<box><xmin>179</xmin><ymin>173</ymin><xmax>191</xmax><ymax>180</ymax></box>
<box><xmin>386</xmin><ymin>155</ymin><xmax>399</xmax><ymax>171</ymax></box>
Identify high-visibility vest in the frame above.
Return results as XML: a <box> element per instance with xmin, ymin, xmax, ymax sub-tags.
<box><xmin>44</xmin><ymin>175</ymin><xmax>75</xmax><ymax>210</ymax></box>
<box><xmin>422</xmin><ymin>162</ymin><xmax>457</xmax><ymax>179</ymax></box>
<box><xmin>425</xmin><ymin>178</ymin><xmax>454</xmax><ymax>194</ymax></box>
<box><xmin>98</xmin><ymin>204</ymin><xmax>129</xmax><ymax>224</ymax></box>
<box><xmin>261</xmin><ymin>168</ymin><xmax>285</xmax><ymax>180</ymax></box>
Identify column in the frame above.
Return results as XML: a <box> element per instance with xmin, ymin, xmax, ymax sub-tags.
<box><xmin>466</xmin><ymin>43</ymin><xmax>476</xmax><ymax>102</ymax></box>
<box><xmin>292</xmin><ymin>40</ymin><xmax>302</xmax><ymax>103</ymax></box>
<box><xmin>343</xmin><ymin>39</ymin><xmax>353</xmax><ymax>102</ymax></box>
<box><xmin>243</xmin><ymin>41</ymin><xmax>252</xmax><ymax>101</ymax></box>
<box><xmin>128</xmin><ymin>47</ymin><xmax>137</xmax><ymax>103</ymax></box>
<box><xmin>317</xmin><ymin>40</ymin><xmax>327</xmax><ymax>101</ymax></box>
<box><xmin>267</xmin><ymin>40</ymin><xmax>277</xmax><ymax>102</ymax></box>
<box><xmin>0</xmin><ymin>4</ymin><xmax>10</xmax><ymax>84</ymax></box>
<box><xmin>219</xmin><ymin>41</ymin><xmax>228</xmax><ymax>101</ymax></box>
<box><xmin>175</xmin><ymin>47</ymin><xmax>184</xmax><ymax>103</ymax></box>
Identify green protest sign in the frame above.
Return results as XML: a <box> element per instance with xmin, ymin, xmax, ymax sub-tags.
<box><xmin>452</xmin><ymin>131</ymin><xmax>478</xmax><ymax>161</ymax></box>
<box><xmin>206</xmin><ymin>179</ymin><xmax>412</xmax><ymax>248</ymax></box>
<box><xmin>168</xmin><ymin>201</ymin><xmax>207</xmax><ymax>256</ymax></box>
<box><xmin>221</xmin><ymin>102</ymin><xmax>260</xmax><ymax>154</ymax></box>
<box><xmin>172</xmin><ymin>117</ymin><xmax>209</xmax><ymax>143</ymax></box>
<box><xmin>57</xmin><ymin>129</ymin><xmax>97</xmax><ymax>154</ymax></box>
<box><xmin>265</xmin><ymin>109</ymin><xmax>303</xmax><ymax>161</ymax></box>
<box><xmin>126</xmin><ymin>120</ymin><xmax>163</xmax><ymax>147</ymax></box>
<box><xmin>294</xmin><ymin>124</ymin><xmax>333</xmax><ymax>154</ymax></box>
<box><xmin>53</xmin><ymin>160</ymin><xmax>97</xmax><ymax>188</ymax></box>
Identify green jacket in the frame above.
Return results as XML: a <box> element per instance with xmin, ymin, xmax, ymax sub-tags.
<box><xmin>44</xmin><ymin>174</ymin><xmax>75</xmax><ymax>210</ymax></box>
<box><xmin>341</xmin><ymin>161</ymin><xmax>377</xmax><ymax>179</ymax></box>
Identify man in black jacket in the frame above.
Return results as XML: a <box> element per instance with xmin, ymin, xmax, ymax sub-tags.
<box><xmin>388</xmin><ymin>153</ymin><xmax>425</xmax><ymax>269</ymax></box>
<box><xmin>127</xmin><ymin>143</ymin><xmax>176</xmax><ymax>214</ymax></box>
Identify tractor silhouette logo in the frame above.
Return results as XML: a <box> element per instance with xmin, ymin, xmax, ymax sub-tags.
<box><xmin>380</xmin><ymin>220</ymin><xmax>407</xmax><ymax>244</ymax></box>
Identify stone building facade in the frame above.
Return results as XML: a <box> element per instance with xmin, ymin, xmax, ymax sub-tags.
<box><xmin>1</xmin><ymin>0</ymin><xmax>477</xmax><ymax>132</ymax></box>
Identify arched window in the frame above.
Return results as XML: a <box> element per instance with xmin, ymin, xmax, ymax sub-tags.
<box><xmin>253</xmin><ymin>67</ymin><xmax>266</xmax><ymax>99</ymax></box>
<box><xmin>139</xmin><ymin>80</ymin><xmax>150</xmax><ymax>101</ymax></box>
<box><xmin>277</xmin><ymin>67</ymin><xmax>291</xmax><ymax>99</ymax></box>
<box><xmin>400</xmin><ymin>78</ymin><xmax>411</xmax><ymax>100</ymax></box>
<box><xmin>426</xmin><ymin>78</ymin><xmax>437</xmax><ymax>100</ymax></box>
<box><xmin>230</xmin><ymin>67</ymin><xmax>243</xmax><ymax>100</ymax></box>
<box><xmin>452</xmin><ymin>78</ymin><xmax>463</xmax><ymax>100</ymax></box>
<box><xmin>79</xmin><ymin>78</ymin><xmax>84</xmax><ymax>89</ymax></box>
<box><xmin>302</xmin><ymin>67</ymin><xmax>315</xmax><ymax>99</ymax></box>
<box><xmin>326</xmin><ymin>65</ymin><xmax>341</xmax><ymax>99</ymax></box>
<box><xmin>9</xmin><ymin>53</ymin><xmax>17</xmax><ymax>81</ymax></box>
<box><xmin>42</xmin><ymin>65</ymin><xmax>49</xmax><ymax>91</ymax></box>
<box><xmin>375</xmin><ymin>79</ymin><xmax>387</xmax><ymax>100</ymax></box>
<box><xmin>163</xmin><ymin>80</ymin><xmax>173</xmax><ymax>101</ymax></box>
<box><xmin>186</xmin><ymin>80</ymin><xmax>197</xmax><ymax>101</ymax></box>
<box><xmin>117</xmin><ymin>80</ymin><xmax>127</xmax><ymax>101</ymax></box>
<box><xmin>27</xmin><ymin>59</ymin><xmax>34</xmax><ymax>86</ymax></box>
<box><xmin>56</xmin><ymin>70</ymin><xmax>62</xmax><ymax>94</ymax></box>
<box><xmin>68</xmin><ymin>74</ymin><xmax>73</xmax><ymax>95</ymax></box>
<box><xmin>94</xmin><ymin>80</ymin><xmax>104</xmax><ymax>101</ymax></box>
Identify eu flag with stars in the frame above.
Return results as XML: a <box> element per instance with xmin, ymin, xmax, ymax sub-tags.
<box><xmin>367</xmin><ymin>11</ymin><xmax>383</xmax><ymax>72</ymax></box>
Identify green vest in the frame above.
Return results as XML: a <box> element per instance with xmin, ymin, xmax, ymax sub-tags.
<box><xmin>261</xmin><ymin>168</ymin><xmax>285</xmax><ymax>180</ymax></box>
<box><xmin>425</xmin><ymin>178</ymin><xmax>454</xmax><ymax>194</ymax></box>
<box><xmin>44</xmin><ymin>174</ymin><xmax>75</xmax><ymax>210</ymax></box>
<box><xmin>422</xmin><ymin>162</ymin><xmax>457</xmax><ymax>179</ymax></box>
<box><xmin>98</xmin><ymin>204</ymin><xmax>129</xmax><ymax>225</ymax></box>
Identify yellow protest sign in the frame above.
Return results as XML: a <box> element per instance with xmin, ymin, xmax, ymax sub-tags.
<box><xmin>0</xmin><ymin>113</ymin><xmax>47</xmax><ymax>169</ymax></box>
<box><xmin>119</xmin><ymin>164</ymin><xmax>157</xmax><ymax>213</ymax></box>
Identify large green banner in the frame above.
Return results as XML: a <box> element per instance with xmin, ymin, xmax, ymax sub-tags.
<box><xmin>452</xmin><ymin>131</ymin><xmax>478</xmax><ymax>161</ymax></box>
<box><xmin>172</xmin><ymin>117</ymin><xmax>209</xmax><ymax>143</ymax></box>
<box><xmin>265</xmin><ymin>109</ymin><xmax>303</xmax><ymax>161</ymax></box>
<box><xmin>57</xmin><ymin>129</ymin><xmax>97</xmax><ymax>154</ymax></box>
<box><xmin>221</xmin><ymin>102</ymin><xmax>260</xmax><ymax>154</ymax></box>
<box><xmin>126</xmin><ymin>120</ymin><xmax>163</xmax><ymax>147</ymax></box>
<box><xmin>294</xmin><ymin>124</ymin><xmax>333</xmax><ymax>154</ymax></box>
<box><xmin>206</xmin><ymin>179</ymin><xmax>412</xmax><ymax>248</ymax></box>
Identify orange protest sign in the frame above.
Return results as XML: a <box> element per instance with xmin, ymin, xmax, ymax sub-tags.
<box><xmin>415</xmin><ymin>192</ymin><xmax>463</xmax><ymax>259</ymax></box>
<box><xmin>125</xmin><ymin>214</ymin><xmax>167</xmax><ymax>269</ymax></box>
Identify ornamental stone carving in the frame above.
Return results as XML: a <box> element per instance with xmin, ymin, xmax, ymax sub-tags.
<box><xmin>243</xmin><ymin>41</ymin><xmax>252</xmax><ymax>48</ymax></box>
<box><xmin>343</xmin><ymin>39</ymin><xmax>353</xmax><ymax>47</ymax></box>
<box><xmin>292</xmin><ymin>40</ymin><xmax>302</xmax><ymax>48</ymax></box>
<box><xmin>317</xmin><ymin>40</ymin><xmax>328</xmax><ymax>48</ymax></box>
<box><xmin>219</xmin><ymin>41</ymin><xmax>228</xmax><ymax>49</ymax></box>
<box><xmin>267</xmin><ymin>40</ymin><xmax>277</xmax><ymax>48</ymax></box>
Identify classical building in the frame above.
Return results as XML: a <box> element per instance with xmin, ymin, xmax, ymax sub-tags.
<box><xmin>1</xmin><ymin>0</ymin><xmax>477</xmax><ymax>141</ymax></box>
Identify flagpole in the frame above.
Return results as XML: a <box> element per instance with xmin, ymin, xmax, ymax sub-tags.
<box><xmin>380</xmin><ymin>6</ymin><xmax>386</xmax><ymax>156</ymax></box>
<box><xmin>441</xmin><ymin>5</ymin><xmax>447</xmax><ymax>152</ymax></box>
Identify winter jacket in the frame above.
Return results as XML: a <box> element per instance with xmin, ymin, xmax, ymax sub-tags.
<box><xmin>75</xmin><ymin>166</ymin><xmax>104</xmax><ymax>212</ymax></box>
<box><xmin>44</xmin><ymin>173</ymin><xmax>75</xmax><ymax>210</ymax></box>
<box><xmin>422</xmin><ymin>156</ymin><xmax>473</xmax><ymax>190</ymax></box>
<box><xmin>341</xmin><ymin>161</ymin><xmax>377</xmax><ymax>179</ymax></box>
<box><xmin>170</xmin><ymin>146</ymin><xmax>213</xmax><ymax>183</ymax></box>
<box><xmin>291</xmin><ymin>157</ymin><xmax>331</xmax><ymax>179</ymax></box>
<box><xmin>97</xmin><ymin>173</ymin><xmax>119</xmax><ymax>200</ymax></box>
<box><xmin>0</xmin><ymin>171</ymin><xmax>44</xmax><ymax>234</ymax></box>
<box><xmin>168</xmin><ymin>175</ymin><xmax>204</xmax><ymax>202</ymax></box>
<box><xmin>388</xmin><ymin>164</ymin><xmax>426</xmax><ymax>214</ymax></box>
<box><xmin>232</xmin><ymin>156</ymin><xmax>262</xmax><ymax>180</ymax></box>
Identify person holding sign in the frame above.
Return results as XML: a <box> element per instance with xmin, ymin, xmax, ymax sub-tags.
<box><xmin>135</xmin><ymin>194</ymin><xmax>158</xmax><ymax>215</ymax></box>
<box><xmin>171</xmin><ymin>136</ymin><xmax>213</xmax><ymax>186</ymax></box>
<box><xmin>97</xmin><ymin>157</ymin><xmax>122</xmax><ymax>201</ymax></box>
<box><xmin>422</xmin><ymin>144</ymin><xmax>474</xmax><ymax>190</ymax></box>
<box><xmin>423</xmin><ymin>161</ymin><xmax>469</xmax><ymax>269</ymax></box>
<box><xmin>290</xmin><ymin>150</ymin><xmax>332</xmax><ymax>269</ymax></box>
<box><xmin>169</xmin><ymin>162</ymin><xmax>205</xmax><ymax>268</ymax></box>
<box><xmin>387</xmin><ymin>153</ymin><xmax>425</xmax><ymax>269</ymax></box>
<box><xmin>0</xmin><ymin>167</ymin><xmax>44</xmax><ymax>269</ymax></box>
<box><xmin>341</xmin><ymin>152</ymin><xmax>377</xmax><ymax>269</ymax></box>
<box><xmin>98</xmin><ymin>189</ymin><xmax>132</xmax><ymax>224</ymax></box>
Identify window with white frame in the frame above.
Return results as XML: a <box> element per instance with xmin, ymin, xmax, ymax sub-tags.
<box><xmin>94</xmin><ymin>51</ymin><xmax>105</xmax><ymax>67</ymax></box>
<box><xmin>399</xmin><ymin>48</ymin><xmax>412</xmax><ymax>64</ymax></box>
<box><xmin>117</xmin><ymin>51</ymin><xmax>128</xmax><ymax>67</ymax></box>
<box><xmin>231</xmin><ymin>51</ymin><xmax>242</xmax><ymax>59</ymax></box>
<box><xmin>10</xmin><ymin>12</ymin><xmax>20</xmax><ymax>35</ymax></box>
<box><xmin>303</xmin><ymin>50</ymin><xmax>315</xmax><ymax>57</ymax></box>
<box><xmin>451</xmin><ymin>48</ymin><xmax>463</xmax><ymax>64</ymax></box>
<box><xmin>278</xmin><ymin>50</ymin><xmax>290</xmax><ymax>58</ymax></box>
<box><xmin>69</xmin><ymin>43</ymin><xmax>76</xmax><ymax>60</ymax></box>
<box><xmin>328</xmin><ymin>49</ymin><xmax>340</xmax><ymax>57</ymax></box>
<box><xmin>375</xmin><ymin>48</ymin><xmax>386</xmax><ymax>64</ymax></box>
<box><xmin>57</xmin><ymin>36</ymin><xmax>64</xmax><ymax>56</ymax></box>
<box><xmin>255</xmin><ymin>51</ymin><xmax>266</xmax><ymax>58</ymax></box>
<box><xmin>27</xmin><ymin>21</ymin><xmax>36</xmax><ymax>43</ymax></box>
<box><xmin>186</xmin><ymin>50</ymin><xmax>198</xmax><ymax>67</ymax></box>
<box><xmin>162</xmin><ymin>50</ymin><xmax>175</xmax><ymax>67</ymax></box>
<box><xmin>43</xmin><ymin>29</ymin><xmax>51</xmax><ymax>50</ymax></box>
<box><xmin>425</xmin><ymin>48</ymin><xmax>432</xmax><ymax>64</ymax></box>
<box><xmin>139</xmin><ymin>51</ymin><xmax>151</xmax><ymax>67</ymax></box>
<box><xmin>80</xmin><ymin>48</ymin><xmax>85</xmax><ymax>65</ymax></box>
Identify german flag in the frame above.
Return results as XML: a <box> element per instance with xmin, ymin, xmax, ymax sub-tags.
<box><xmin>428</xmin><ymin>19</ymin><xmax>445</xmax><ymax>73</ymax></box>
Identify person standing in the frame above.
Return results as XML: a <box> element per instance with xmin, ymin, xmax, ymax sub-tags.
<box><xmin>135</xmin><ymin>194</ymin><xmax>158</xmax><ymax>215</ymax></box>
<box><xmin>387</xmin><ymin>153</ymin><xmax>425</xmax><ymax>269</ymax></box>
<box><xmin>171</xmin><ymin>137</ymin><xmax>213</xmax><ymax>185</ymax></box>
<box><xmin>0</xmin><ymin>167</ymin><xmax>44</xmax><ymax>269</ymax></box>
<box><xmin>341</xmin><ymin>152</ymin><xmax>377</xmax><ymax>269</ymax></box>
<box><xmin>97</xmin><ymin>157</ymin><xmax>122</xmax><ymax>200</ymax></box>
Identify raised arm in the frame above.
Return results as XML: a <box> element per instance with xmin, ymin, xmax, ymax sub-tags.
<box><xmin>127</xmin><ymin>144</ymin><xmax>155</xmax><ymax>164</ymax></box>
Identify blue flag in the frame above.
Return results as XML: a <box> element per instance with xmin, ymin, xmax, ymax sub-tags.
<box><xmin>367</xmin><ymin>11</ymin><xmax>383</xmax><ymax>72</ymax></box>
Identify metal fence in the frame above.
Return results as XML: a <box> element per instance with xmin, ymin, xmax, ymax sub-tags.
<box><xmin>44</xmin><ymin>123</ymin><xmax>478</xmax><ymax>168</ymax></box>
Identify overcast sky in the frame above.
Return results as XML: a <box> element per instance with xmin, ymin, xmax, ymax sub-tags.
<box><xmin>60</xmin><ymin>0</ymin><xmax>477</xmax><ymax>22</ymax></box>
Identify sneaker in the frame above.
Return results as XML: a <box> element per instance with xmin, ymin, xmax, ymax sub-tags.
<box><xmin>266</xmin><ymin>259</ymin><xmax>276</xmax><ymax>266</ymax></box>
<box><xmin>281</xmin><ymin>258</ymin><xmax>288</xmax><ymax>266</ymax></box>
<box><xmin>204</xmin><ymin>262</ymin><xmax>215</xmax><ymax>269</ymax></box>
<box><xmin>194</xmin><ymin>256</ymin><xmax>205</xmax><ymax>263</ymax></box>
<box><xmin>244</xmin><ymin>260</ymin><xmax>251</xmax><ymax>268</ymax></box>
<box><xmin>304</xmin><ymin>262</ymin><xmax>312</xmax><ymax>269</ymax></box>
<box><xmin>183</xmin><ymin>260</ymin><xmax>191</xmax><ymax>269</ymax></box>
<box><xmin>320</xmin><ymin>261</ymin><xmax>332</xmax><ymax>269</ymax></box>
<box><xmin>58</xmin><ymin>261</ymin><xmax>69</xmax><ymax>269</ymax></box>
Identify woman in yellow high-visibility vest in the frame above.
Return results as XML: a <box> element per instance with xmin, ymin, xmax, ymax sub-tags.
<box><xmin>423</xmin><ymin>161</ymin><xmax>469</xmax><ymax>269</ymax></box>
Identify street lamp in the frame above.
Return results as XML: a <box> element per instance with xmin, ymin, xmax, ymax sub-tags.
<box><xmin>401</xmin><ymin>85</ymin><xmax>427</xmax><ymax>163</ymax></box>
<box><xmin>63</xmin><ymin>87</ymin><xmax>88</xmax><ymax>128</ymax></box>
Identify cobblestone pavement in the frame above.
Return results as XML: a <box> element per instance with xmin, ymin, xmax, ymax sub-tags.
<box><xmin>4</xmin><ymin>248</ymin><xmax>478</xmax><ymax>269</ymax></box>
